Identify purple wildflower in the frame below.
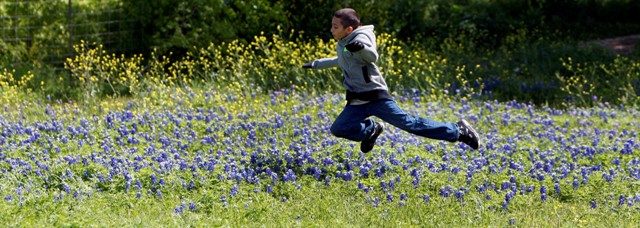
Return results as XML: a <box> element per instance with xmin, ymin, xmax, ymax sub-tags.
<box><xmin>230</xmin><ymin>185</ymin><xmax>238</xmax><ymax>197</ymax></box>
<box><xmin>423</xmin><ymin>194</ymin><xmax>430</xmax><ymax>203</ymax></box>
<box><xmin>454</xmin><ymin>190</ymin><xmax>465</xmax><ymax>201</ymax></box>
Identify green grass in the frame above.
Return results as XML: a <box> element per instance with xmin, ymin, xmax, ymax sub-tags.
<box><xmin>1</xmin><ymin>178</ymin><xmax>638</xmax><ymax>227</ymax></box>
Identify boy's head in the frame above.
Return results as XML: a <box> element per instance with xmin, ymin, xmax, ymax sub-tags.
<box><xmin>331</xmin><ymin>8</ymin><xmax>360</xmax><ymax>40</ymax></box>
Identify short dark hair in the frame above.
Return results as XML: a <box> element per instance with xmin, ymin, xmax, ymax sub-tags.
<box><xmin>334</xmin><ymin>8</ymin><xmax>360</xmax><ymax>29</ymax></box>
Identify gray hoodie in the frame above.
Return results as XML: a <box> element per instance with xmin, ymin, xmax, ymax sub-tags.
<box><xmin>310</xmin><ymin>25</ymin><xmax>391</xmax><ymax>102</ymax></box>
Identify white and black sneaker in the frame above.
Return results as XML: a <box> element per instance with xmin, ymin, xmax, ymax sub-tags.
<box><xmin>361</xmin><ymin>122</ymin><xmax>384</xmax><ymax>153</ymax></box>
<box><xmin>457</xmin><ymin>119</ymin><xmax>479</xmax><ymax>150</ymax></box>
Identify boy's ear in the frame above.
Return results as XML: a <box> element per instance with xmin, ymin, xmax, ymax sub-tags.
<box><xmin>346</xmin><ymin>26</ymin><xmax>354</xmax><ymax>33</ymax></box>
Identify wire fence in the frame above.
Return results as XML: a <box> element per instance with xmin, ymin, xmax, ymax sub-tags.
<box><xmin>0</xmin><ymin>0</ymin><xmax>135</xmax><ymax>71</ymax></box>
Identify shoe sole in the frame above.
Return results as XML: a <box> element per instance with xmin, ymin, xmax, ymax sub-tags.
<box><xmin>460</xmin><ymin>119</ymin><xmax>479</xmax><ymax>149</ymax></box>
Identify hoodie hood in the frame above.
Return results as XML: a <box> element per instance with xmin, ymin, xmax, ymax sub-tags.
<box><xmin>339</xmin><ymin>25</ymin><xmax>375</xmax><ymax>45</ymax></box>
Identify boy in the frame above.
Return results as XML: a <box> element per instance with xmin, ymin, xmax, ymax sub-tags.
<box><xmin>303</xmin><ymin>8</ymin><xmax>479</xmax><ymax>152</ymax></box>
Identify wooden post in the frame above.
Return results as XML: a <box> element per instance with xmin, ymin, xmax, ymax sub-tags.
<box><xmin>68</xmin><ymin>0</ymin><xmax>72</xmax><ymax>59</ymax></box>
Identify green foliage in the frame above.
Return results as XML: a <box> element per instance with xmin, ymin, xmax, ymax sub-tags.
<box><xmin>54</xmin><ymin>31</ymin><xmax>639</xmax><ymax>107</ymax></box>
<box><xmin>120</xmin><ymin>0</ymin><xmax>289</xmax><ymax>56</ymax></box>
<box><xmin>2</xmin><ymin>0</ymin><xmax>640</xmax><ymax>107</ymax></box>
<box><xmin>557</xmin><ymin>54</ymin><xmax>640</xmax><ymax>106</ymax></box>
<box><xmin>116</xmin><ymin>0</ymin><xmax>640</xmax><ymax>56</ymax></box>
<box><xmin>0</xmin><ymin>0</ymin><xmax>129</xmax><ymax>65</ymax></box>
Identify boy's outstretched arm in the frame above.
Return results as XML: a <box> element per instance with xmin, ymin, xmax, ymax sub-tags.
<box><xmin>302</xmin><ymin>57</ymin><xmax>338</xmax><ymax>69</ymax></box>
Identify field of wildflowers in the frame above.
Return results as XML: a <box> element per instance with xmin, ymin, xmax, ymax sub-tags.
<box><xmin>0</xmin><ymin>32</ymin><xmax>639</xmax><ymax>226</ymax></box>
<box><xmin>1</xmin><ymin>84</ymin><xmax>639</xmax><ymax>226</ymax></box>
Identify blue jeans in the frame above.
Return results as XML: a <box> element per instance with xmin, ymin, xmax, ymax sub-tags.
<box><xmin>330</xmin><ymin>98</ymin><xmax>459</xmax><ymax>142</ymax></box>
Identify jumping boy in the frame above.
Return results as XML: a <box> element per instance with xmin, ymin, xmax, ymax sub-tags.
<box><xmin>303</xmin><ymin>8</ymin><xmax>479</xmax><ymax>152</ymax></box>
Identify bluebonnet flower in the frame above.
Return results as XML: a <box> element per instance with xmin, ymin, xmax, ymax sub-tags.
<box><xmin>505</xmin><ymin>191</ymin><xmax>515</xmax><ymax>203</ymax></box>
<box><xmin>423</xmin><ymin>194</ymin><xmax>430</xmax><ymax>203</ymax></box>
<box><xmin>440</xmin><ymin>186</ymin><xmax>451</xmax><ymax>197</ymax></box>
<box><xmin>501</xmin><ymin>181</ymin><xmax>510</xmax><ymax>190</ymax></box>
<box><xmin>387</xmin><ymin>193</ymin><xmax>394</xmax><ymax>202</ymax></box>
<box><xmin>454</xmin><ymin>190</ymin><xmax>465</xmax><ymax>201</ymax></box>
<box><xmin>412</xmin><ymin>179</ymin><xmax>419</xmax><ymax>188</ymax></box>
<box><xmin>63</xmin><ymin>184</ymin><xmax>71</xmax><ymax>194</ymax></box>
<box><xmin>519</xmin><ymin>184</ymin><xmax>527</xmax><ymax>195</ymax></box>
<box><xmin>400</xmin><ymin>193</ymin><xmax>407</xmax><ymax>201</ymax></box>
<box><xmin>590</xmin><ymin>201</ymin><xmax>597</xmax><ymax>209</ymax></box>
<box><xmin>612</xmin><ymin>158</ymin><xmax>620</xmax><ymax>166</ymax></box>
<box><xmin>380</xmin><ymin>181</ymin><xmax>387</xmax><ymax>191</ymax></box>
<box><xmin>342</xmin><ymin>171</ymin><xmax>353</xmax><ymax>181</ymax></box>
<box><xmin>230</xmin><ymin>185</ymin><xmax>238</xmax><ymax>197</ymax></box>
<box><xmin>283</xmin><ymin>169</ymin><xmax>296</xmax><ymax>182</ymax></box>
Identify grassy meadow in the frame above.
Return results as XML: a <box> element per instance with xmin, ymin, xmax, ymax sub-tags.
<box><xmin>0</xmin><ymin>32</ymin><xmax>639</xmax><ymax>226</ymax></box>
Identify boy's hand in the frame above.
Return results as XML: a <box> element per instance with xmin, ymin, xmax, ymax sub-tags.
<box><xmin>345</xmin><ymin>41</ymin><xmax>364</xmax><ymax>52</ymax></box>
<box><xmin>302</xmin><ymin>62</ymin><xmax>313</xmax><ymax>69</ymax></box>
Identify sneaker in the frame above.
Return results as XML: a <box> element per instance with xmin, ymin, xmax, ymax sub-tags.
<box><xmin>457</xmin><ymin>119</ymin><xmax>479</xmax><ymax>150</ymax></box>
<box><xmin>361</xmin><ymin>122</ymin><xmax>384</xmax><ymax>153</ymax></box>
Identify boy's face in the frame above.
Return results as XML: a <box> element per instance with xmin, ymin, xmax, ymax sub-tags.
<box><xmin>331</xmin><ymin>17</ymin><xmax>352</xmax><ymax>40</ymax></box>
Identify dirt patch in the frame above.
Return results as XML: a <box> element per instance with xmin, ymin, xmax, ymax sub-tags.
<box><xmin>586</xmin><ymin>34</ymin><xmax>640</xmax><ymax>55</ymax></box>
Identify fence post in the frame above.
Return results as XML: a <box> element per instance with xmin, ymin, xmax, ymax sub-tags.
<box><xmin>68</xmin><ymin>0</ymin><xmax>73</xmax><ymax>60</ymax></box>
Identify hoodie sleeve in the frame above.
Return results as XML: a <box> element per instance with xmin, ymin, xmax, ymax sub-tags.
<box><xmin>351</xmin><ymin>34</ymin><xmax>378</xmax><ymax>63</ymax></box>
<box><xmin>312</xmin><ymin>57</ymin><xmax>338</xmax><ymax>69</ymax></box>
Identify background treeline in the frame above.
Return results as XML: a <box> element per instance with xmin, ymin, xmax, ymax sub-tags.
<box><xmin>1</xmin><ymin>0</ymin><xmax>639</xmax><ymax>107</ymax></box>
<box><xmin>120</xmin><ymin>0</ymin><xmax>640</xmax><ymax>56</ymax></box>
